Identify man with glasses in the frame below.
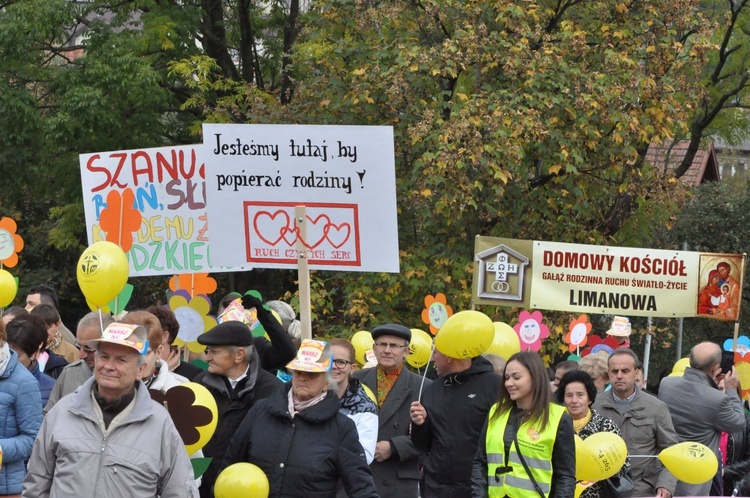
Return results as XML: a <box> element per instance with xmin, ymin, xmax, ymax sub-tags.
<box><xmin>352</xmin><ymin>324</ymin><xmax>430</xmax><ymax>498</ymax></box>
<box><xmin>194</xmin><ymin>320</ymin><xmax>282</xmax><ymax>498</ymax></box>
<box><xmin>44</xmin><ymin>311</ymin><xmax>115</xmax><ymax>414</ymax></box>
<box><xmin>329</xmin><ymin>338</ymin><xmax>378</xmax><ymax>464</ymax></box>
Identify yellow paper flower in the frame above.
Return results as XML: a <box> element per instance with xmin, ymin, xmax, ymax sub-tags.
<box><xmin>0</xmin><ymin>218</ymin><xmax>24</xmax><ymax>268</ymax></box>
<box><xmin>169</xmin><ymin>290</ymin><xmax>217</xmax><ymax>353</ymax></box>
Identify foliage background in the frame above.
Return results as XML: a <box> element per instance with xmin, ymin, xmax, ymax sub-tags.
<box><xmin>1</xmin><ymin>0</ymin><xmax>750</xmax><ymax>382</ymax></box>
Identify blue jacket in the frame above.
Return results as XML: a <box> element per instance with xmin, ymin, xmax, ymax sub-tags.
<box><xmin>30</xmin><ymin>362</ymin><xmax>55</xmax><ymax>410</ymax></box>
<box><xmin>0</xmin><ymin>349</ymin><xmax>42</xmax><ymax>494</ymax></box>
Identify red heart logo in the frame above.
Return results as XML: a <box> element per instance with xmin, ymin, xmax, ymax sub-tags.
<box><xmin>324</xmin><ymin>222</ymin><xmax>351</xmax><ymax>249</ymax></box>
<box><xmin>300</xmin><ymin>214</ymin><xmax>330</xmax><ymax>249</ymax></box>
<box><xmin>280</xmin><ymin>225</ymin><xmax>299</xmax><ymax>246</ymax></box>
<box><xmin>253</xmin><ymin>210</ymin><xmax>290</xmax><ymax>246</ymax></box>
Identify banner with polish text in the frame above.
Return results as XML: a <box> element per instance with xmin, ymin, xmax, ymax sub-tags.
<box><xmin>473</xmin><ymin>236</ymin><xmax>745</xmax><ymax>320</ymax></box>
<box><xmin>80</xmin><ymin>145</ymin><xmax>239</xmax><ymax>277</ymax></box>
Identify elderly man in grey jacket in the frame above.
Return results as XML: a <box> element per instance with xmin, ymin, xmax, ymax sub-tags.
<box><xmin>593</xmin><ymin>348</ymin><xmax>678</xmax><ymax>498</ymax></box>
<box><xmin>23</xmin><ymin>322</ymin><xmax>197</xmax><ymax>497</ymax></box>
<box><xmin>658</xmin><ymin>341</ymin><xmax>746</xmax><ymax>496</ymax></box>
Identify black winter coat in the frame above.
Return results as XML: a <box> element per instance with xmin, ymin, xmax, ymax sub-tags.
<box><xmin>196</xmin><ymin>354</ymin><xmax>282</xmax><ymax>498</ymax></box>
<box><xmin>222</xmin><ymin>385</ymin><xmax>379</xmax><ymax>498</ymax></box>
<box><xmin>411</xmin><ymin>357</ymin><xmax>501</xmax><ymax>498</ymax></box>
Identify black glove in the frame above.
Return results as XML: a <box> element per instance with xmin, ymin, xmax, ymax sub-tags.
<box><xmin>242</xmin><ymin>293</ymin><xmax>268</xmax><ymax>317</ymax></box>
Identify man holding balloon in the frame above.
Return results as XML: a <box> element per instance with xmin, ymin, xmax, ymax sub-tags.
<box><xmin>409</xmin><ymin>347</ymin><xmax>500</xmax><ymax>497</ymax></box>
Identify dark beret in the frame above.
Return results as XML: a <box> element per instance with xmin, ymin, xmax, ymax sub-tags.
<box><xmin>371</xmin><ymin>324</ymin><xmax>411</xmax><ymax>343</ymax></box>
<box><xmin>198</xmin><ymin>321</ymin><xmax>253</xmax><ymax>346</ymax></box>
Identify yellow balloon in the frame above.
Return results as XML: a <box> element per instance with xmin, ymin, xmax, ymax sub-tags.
<box><xmin>407</xmin><ymin>329</ymin><xmax>433</xmax><ymax>368</ymax></box>
<box><xmin>362</xmin><ymin>383</ymin><xmax>376</xmax><ymax>404</ymax></box>
<box><xmin>671</xmin><ymin>357</ymin><xmax>690</xmax><ymax>375</ymax></box>
<box><xmin>76</xmin><ymin>241</ymin><xmax>129</xmax><ymax>307</ymax></box>
<box><xmin>574</xmin><ymin>435</ymin><xmax>587</xmax><ymax>479</ymax></box>
<box><xmin>735</xmin><ymin>362</ymin><xmax>750</xmax><ymax>394</ymax></box>
<box><xmin>485</xmin><ymin>322</ymin><xmax>522</xmax><ymax>360</ymax></box>
<box><xmin>434</xmin><ymin>310</ymin><xmax>494</xmax><ymax>359</ymax></box>
<box><xmin>577</xmin><ymin>432</ymin><xmax>628</xmax><ymax>481</ymax></box>
<box><xmin>351</xmin><ymin>331</ymin><xmax>374</xmax><ymax>365</ymax></box>
<box><xmin>215</xmin><ymin>462</ymin><xmax>270</xmax><ymax>498</ymax></box>
<box><xmin>0</xmin><ymin>269</ymin><xmax>17</xmax><ymax>308</ymax></box>
<box><xmin>658</xmin><ymin>442</ymin><xmax>718</xmax><ymax>485</ymax></box>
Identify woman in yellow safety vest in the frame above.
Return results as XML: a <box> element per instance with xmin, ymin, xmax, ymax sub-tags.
<box><xmin>471</xmin><ymin>351</ymin><xmax>576</xmax><ymax>498</ymax></box>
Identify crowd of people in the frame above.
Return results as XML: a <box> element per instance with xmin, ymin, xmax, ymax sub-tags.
<box><xmin>0</xmin><ymin>284</ymin><xmax>747</xmax><ymax>497</ymax></box>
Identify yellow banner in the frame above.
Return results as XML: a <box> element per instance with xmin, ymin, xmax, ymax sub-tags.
<box><xmin>473</xmin><ymin>237</ymin><xmax>745</xmax><ymax>320</ymax></box>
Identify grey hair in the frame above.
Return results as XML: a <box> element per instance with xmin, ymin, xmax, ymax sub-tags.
<box><xmin>265</xmin><ymin>300</ymin><xmax>302</xmax><ymax>340</ymax></box>
<box><xmin>77</xmin><ymin>311</ymin><xmax>115</xmax><ymax>337</ymax></box>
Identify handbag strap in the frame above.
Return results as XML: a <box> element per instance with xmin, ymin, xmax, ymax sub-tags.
<box><xmin>512</xmin><ymin>418</ymin><xmax>546</xmax><ymax>498</ymax></box>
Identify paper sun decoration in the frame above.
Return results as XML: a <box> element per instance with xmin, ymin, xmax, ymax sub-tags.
<box><xmin>513</xmin><ymin>310</ymin><xmax>549</xmax><ymax>352</ymax></box>
<box><xmin>421</xmin><ymin>293</ymin><xmax>453</xmax><ymax>336</ymax></box>
<box><xmin>169</xmin><ymin>290</ymin><xmax>218</xmax><ymax>353</ymax></box>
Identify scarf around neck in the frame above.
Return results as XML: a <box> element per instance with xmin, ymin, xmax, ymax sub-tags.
<box><xmin>572</xmin><ymin>408</ymin><xmax>592</xmax><ymax>433</ymax></box>
<box><xmin>287</xmin><ymin>388</ymin><xmax>327</xmax><ymax>418</ymax></box>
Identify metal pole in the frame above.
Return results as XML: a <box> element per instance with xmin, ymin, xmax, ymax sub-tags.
<box><xmin>644</xmin><ymin>316</ymin><xmax>652</xmax><ymax>383</ymax></box>
<box><xmin>676</xmin><ymin>241</ymin><xmax>687</xmax><ymax>361</ymax></box>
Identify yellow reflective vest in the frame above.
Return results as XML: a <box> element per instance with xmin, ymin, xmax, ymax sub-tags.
<box><xmin>485</xmin><ymin>403</ymin><xmax>565</xmax><ymax>498</ymax></box>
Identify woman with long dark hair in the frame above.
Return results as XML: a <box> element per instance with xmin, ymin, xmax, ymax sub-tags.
<box><xmin>472</xmin><ymin>351</ymin><xmax>576</xmax><ymax>497</ymax></box>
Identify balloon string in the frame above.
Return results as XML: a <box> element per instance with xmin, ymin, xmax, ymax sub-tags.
<box><xmin>98</xmin><ymin>307</ymin><xmax>104</xmax><ymax>332</ymax></box>
<box><xmin>418</xmin><ymin>343</ymin><xmax>435</xmax><ymax>402</ymax></box>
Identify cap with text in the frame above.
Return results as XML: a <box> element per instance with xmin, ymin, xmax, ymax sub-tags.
<box><xmin>87</xmin><ymin>322</ymin><xmax>149</xmax><ymax>355</ymax></box>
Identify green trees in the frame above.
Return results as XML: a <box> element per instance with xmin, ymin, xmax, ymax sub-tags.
<box><xmin>0</xmin><ymin>0</ymin><xmax>748</xmax><ymax>339</ymax></box>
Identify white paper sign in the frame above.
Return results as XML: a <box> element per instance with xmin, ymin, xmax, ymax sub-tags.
<box><xmin>202</xmin><ymin>124</ymin><xmax>399</xmax><ymax>272</ymax></box>
<box><xmin>80</xmin><ymin>145</ymin><xmax>238</xmax><ymax>276</ymax></box>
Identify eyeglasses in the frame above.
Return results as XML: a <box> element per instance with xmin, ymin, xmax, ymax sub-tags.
<box><xmin>332</xmin><ymin>358</ymin><xmax>353</xmax><ymax>368</ymax></box>
<box><xmin>374</xmin><ymin>342</ymin><xmax>408</xmax><ymax>350</ymax></box>
<box><xmin>81</xmin><ymin>346</ymin><xmax>96</xmax><ymax>354</ymax></box>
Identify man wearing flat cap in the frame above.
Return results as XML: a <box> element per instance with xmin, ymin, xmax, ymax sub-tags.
<box><xmin>24</xmin><ymin>322</ymin><xmax>197</xmax><ymax>497</ymax></box>
<box><xmin>194</xmin><ymin>321</ymin><xmax>282</xmax><ymax>498</ymax></box>
<box><xmin>352</xmin><ymin>324</ymin><xmax>430</xmax><ymax>498</ymax></box>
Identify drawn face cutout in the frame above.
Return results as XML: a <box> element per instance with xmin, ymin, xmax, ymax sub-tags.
<box><xmin>570</xmin><ymin>323</ymin><xmax>588</xmax><ymax>346</ymax></box>
<box><xmin>520</xmin><ymin>319</ymin><xmax>541</xmax><ymax>344</ymax></box>
<box><xmin>429</xmin><ymin>302</ymin><xmax>449</xmax><ymax>329</ymax></box>
<box><xmin>0</xmin><ymin>229</ymin><xmax>13</xmax><ymax>260</ymax></box>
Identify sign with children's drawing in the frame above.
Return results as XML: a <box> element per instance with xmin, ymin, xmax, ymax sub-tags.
<box><xmin>202</xmin><ymin>124</ymin><xmax>399</xmax><ymax>272</ymax></box>
<box><xmin>80</xmin><ymin>145</ymin><xmax>236</xmax><ymax>277</ymax></box>
<box><xmin>473</xmin><ymin>236</ymin><xmax>745</xmax><ymax>320</ymax></box>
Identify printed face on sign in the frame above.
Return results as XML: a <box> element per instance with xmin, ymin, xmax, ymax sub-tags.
<box><xmin>519</xmin><ymin>318</ymin><xmax>541</xmax><ymax>344</ymax></box>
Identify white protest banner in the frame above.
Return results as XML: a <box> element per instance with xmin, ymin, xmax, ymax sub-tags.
<box><xmin>202</xmin><ymin>124</ymin><xmax>399</xmax><ymax>272</ymax></box>
<box><xmin>80</xmin><ymin>145</ymin><xmax>237</xmax><ymax>277</ymax></box>
<box><xmin>473</xmin><ymin>236</ymin><xmax>745</xmax><ymax>319</ymax></box>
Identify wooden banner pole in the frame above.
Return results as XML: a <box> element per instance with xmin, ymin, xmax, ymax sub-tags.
<box><xmin>296</xmin><ymin>206</ymin><xmax>312</xmax><ymax>340</ymax></box>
